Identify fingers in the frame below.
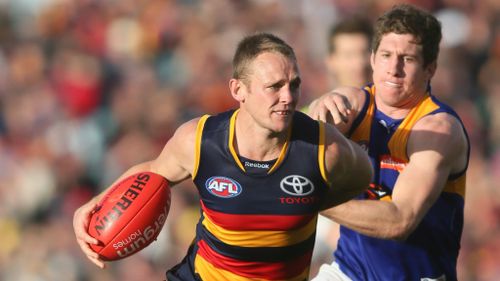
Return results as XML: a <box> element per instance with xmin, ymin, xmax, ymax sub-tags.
<box><xmin>73</xmin><ymin>200</ymin><xmax>106</xmax><ymax>269</ymax></box>
<box><xmin>332</xmin><ymin>94</ymin><xmax>352</xmax><ymax>118</ymax></box>
<box><xmin>79</xmin><ymin>242</ymin><xmax>106</xmax><ymax>269</ymax></box>
<box><xmin>315</xmin><ymin>105</ymin><xmax>329</xmax><ymax>123</ymax></box>
<box><xmin>309</xmin><ymin>96</ymin><xmax>333</xmax><ymax>122</ymax></box>
<box><xmin>309</xmin><ymin>92</ymin><xmax>352</xmax><ymax>125</ymax></box>
<box><xmin>75</xmin><ymin>227</ymin><xmax>99</xmax><ymax>248</ymax></box>
<box><xmin>89</xmin><ymin>255</ymin><xmax>106</xmax><ymax>269</ymax></box>
<box><xmin>76</xmin><ymin>234</ymin><xmax>106</xmax><ymax>268</ymax></box>
<box><xmin>308</xmin><ymin>100</ymin><xmax>320</xmax><ymax>119</ymax></box>
<box><xmin>74</xmin><ymin>204</ymin><xmax>99</xmax><ymax>244</ymax></box>
<box><xmin>77</xmin><ymin>236</ymin><xmax>99</xmax><ymax>259</ymax></box>
<box><xmin>323</xmin><ymin>98</ymin><xmax>347</xmax><ymax>125</ymax></box>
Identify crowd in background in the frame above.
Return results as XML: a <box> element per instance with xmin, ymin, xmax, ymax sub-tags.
<box><xmin>0</xmin><ymin>0</ymin><xmax>498</xmax><ymax>280</ymax></box>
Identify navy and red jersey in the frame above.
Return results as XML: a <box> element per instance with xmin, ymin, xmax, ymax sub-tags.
<box><xmin>335</xmin><ymin>85</ymin><xmax>470</xmax><ymax>281</ymax></box>
<box><xmin>167</xmin><ymin>109</ymin><xmax>331</xmax><ymax>281</ymax></box>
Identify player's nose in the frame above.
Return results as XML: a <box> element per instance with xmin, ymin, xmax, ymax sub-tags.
<box><xmin>280</xmin><ymin>85</ymin><xmax>297</xmax><ymax>104</ymax></box>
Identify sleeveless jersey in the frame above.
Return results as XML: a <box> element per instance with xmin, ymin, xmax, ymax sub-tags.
<box><xmin>335</xmin><ymin>85</ymin><xmax>470</xmax><ymax>281</ymax></box>
<box><xmin>166</xmin><ymin>109</ymin><xmax>331</xmax><ymax>281</ymax></box>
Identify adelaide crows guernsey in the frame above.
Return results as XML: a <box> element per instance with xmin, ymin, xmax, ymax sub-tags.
<box><xmin>166</xmin><ymin>109</ymin><xmax>330</xmax><ymax>281</ymax></box>
<box><xmin>335</xmin><ymin>85</ymin><xmax>470</xmax><ymax>281</ymax></box>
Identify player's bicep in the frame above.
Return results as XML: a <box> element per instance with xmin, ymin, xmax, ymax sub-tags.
<box><xmin>320</xmin><ymin>124</ymin><xmax>372</xmax><ymax>209</ymax></box>
<box><xmin>392</xmin><ymin>114</ymin><xmax>465</xmax><ymax>228</ymax></box>
<box><xmin>150</xmin><ymin>118</ymin><xmax>199</xmax><ymax>185</ymax></box>
<box><xmin>392</xmin><ymin>152</ymin><xmax>450</xmax><ymax>220</ymax></box>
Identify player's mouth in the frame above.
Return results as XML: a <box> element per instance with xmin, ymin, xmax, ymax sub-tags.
<box><xmin>274</xmin><ymin>109</ymin><xmax>293</xmax><ymax>116</ymax></box>
<box><xmin>384</xmin><ymin>81</ymin><xmax>403</xmax><ymax>88</ymax></box>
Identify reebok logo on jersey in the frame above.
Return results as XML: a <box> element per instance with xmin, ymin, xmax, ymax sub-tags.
<box><xmin>244</xmin><ymin>161</ymin><xmax>270</xmax><ymax>169</ymax></box>
<box><xmin>205</xmin><ymin>176</ymin><xmax>242</xmax><ymax>198</ymax></box>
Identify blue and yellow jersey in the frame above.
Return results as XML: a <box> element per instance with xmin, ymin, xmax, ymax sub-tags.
<box><xmin>336</xmin><ymin>85</ymin><xmax>470</xmax><ymax>281</ymax></box>
<box><xmin>166</xmin><ymin>110</ymin><xmax>331</xmax><ymax>281</ymax></box>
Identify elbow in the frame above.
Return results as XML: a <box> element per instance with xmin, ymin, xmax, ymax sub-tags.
<box><xmin>385</xmin><ymin>219</ymin><xmax>417</xmax><ymax>241</ymax></box>
<box><xmin>386</xmin><ymin>225</ymin><xmax>410</xmax><ymax>241</ymax></box>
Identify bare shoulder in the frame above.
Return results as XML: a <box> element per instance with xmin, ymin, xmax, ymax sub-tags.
<box><xmin>173</xmin><ymin>117</ymin><xmax>201</xmax><ymax>141</ymax></box>
<box><xmin>411</xmin><ymin>112</ymin><xmax>465</xmax><ymax>143</ymax></box>
<box><xmin>168</xmin><ymin>117</ymin><xmax>202</xmax><ymax>158</ymax></box>
<box><xmin>150</xmin><ymin>117</ymin><xmax>203</xmax><ymax>182</ymax></box>
<box><xmin>409</xmin><ymin>112</ymin><xmax>468</xmax><ymax>171</ymax></box>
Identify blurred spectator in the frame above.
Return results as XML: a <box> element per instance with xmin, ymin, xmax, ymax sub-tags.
<box><xmin>324</xmin><ymin>16</ymin><xmax>373</xmax><ymax>90</ymax></box>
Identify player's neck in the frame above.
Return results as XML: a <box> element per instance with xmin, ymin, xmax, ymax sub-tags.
<box><xmin>375</xmin><ymin>92</ymin><xmax>426</xmax><ymax>119</ymax></box>
<box><xmin>234</xmin><ymin>112</ymin><xmax>288</xmax><ymax>161</ymax></box>
<box><xmin>235</xmin><ymin>139</ymin><xmax>283</xmax><ymax>162</ymax></box>
<box><xmin>375</xmin><ymin>103</ymin><xmax>412</xmax><ymax>119</ymax></box>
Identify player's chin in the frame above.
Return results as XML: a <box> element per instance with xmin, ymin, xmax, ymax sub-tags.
<box><xmin>270</xmin><ymin>114</ymin><xmax>293</xmax><ymax>132</ymax></box>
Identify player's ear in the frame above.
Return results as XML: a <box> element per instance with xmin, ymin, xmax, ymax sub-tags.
<box><xmin>425</xmin><ymin>60</ymin><xmax>437</xmax><ymax>80</ymax></box>
<box><xmin>370</xmin><ymin>51</ymin><xmax>376</xmax><ymax>70</ymax></box>
<box><xmin>229</xmin><ymin>78</ymin><xmax>246</xmax><ymax>102</ymax></box>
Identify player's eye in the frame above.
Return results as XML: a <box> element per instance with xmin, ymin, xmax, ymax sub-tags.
<box><xmin>290</xmin><ymin>78</ymin><xmax>301</xmax><ymax>92</ymax></box>
<box><xmin>404</xmin><ymin>56</ymin><xmax>415</xmax><ymax>63</ymax></box>
<box><xmin>268</xmin><ymin>82</ymin><xmax>283</xmax><ymax>91</ymax></box>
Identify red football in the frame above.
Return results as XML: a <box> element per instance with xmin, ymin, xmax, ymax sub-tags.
<box><xmin>88</xmin><ymin>172</ymin><xmax>171</xmax><ymax>261</ymax></box>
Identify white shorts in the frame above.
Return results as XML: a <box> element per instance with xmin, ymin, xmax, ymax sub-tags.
<box><xmin>311</xmin><ymin>262</ymin><xmax>448</xmax><ymax>281</ymax></box>
<box><xmin>310</xmin><ymin>261</ymin><xmax>352</xmax><ymax>281</ymax></box>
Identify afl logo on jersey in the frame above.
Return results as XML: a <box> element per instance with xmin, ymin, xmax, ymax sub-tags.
<box><xmin>280</xmin><ymin>175</ymin><xmax>314</xmax><ymax>196</ymax></box>
<box><xmin>205</xmin><ymin>176</ymin><xmax>242</xmax><ymax>198</ymax></box>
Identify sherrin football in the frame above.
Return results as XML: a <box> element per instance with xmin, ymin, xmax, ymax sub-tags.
<box><xmin>88</xmin><ymin>172</ymin><xmax>171</xmax><ymax>261</ymax></box>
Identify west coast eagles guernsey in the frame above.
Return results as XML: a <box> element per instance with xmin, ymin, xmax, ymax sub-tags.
<box><xmin>166</xmin><ymin>110</ymin><xmax>331</xmax><ymax>281</ymax></box>
<box><xmin>335</xmin><ymin>85</ymin><xmax>470</xmax><ymax>281</ymax></box>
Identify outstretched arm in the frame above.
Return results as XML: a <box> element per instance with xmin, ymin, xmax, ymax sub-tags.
<box><xmin>73</xmin><ymin>118</ymin><xmax>200</xmax><ymax>268</ymax></box>
<box><xmin>308</xmin><ymin>87</ymin><xmax>366</xmax><ymax>135</ymax></box>
<box><xmin>321</xmin><ymin>113</ymin><xmax>468</xmax><ymax>240</ymax></box>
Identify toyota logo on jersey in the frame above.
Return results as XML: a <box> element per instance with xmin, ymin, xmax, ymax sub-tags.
<box><xmin>280</xmin><ymin>175</ymin><xmax>314</xmax><ymax>196</ymax></box>
<box><xmin>205</xmin><ymin>176</ymin><xmax>242</xmax><ymax>198</ymax></box>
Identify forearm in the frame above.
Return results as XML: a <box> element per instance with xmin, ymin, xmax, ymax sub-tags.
<box><xmin>321</xmin><ymin>199</ymin><xmax>413</xmax><ymax>240</ymax></box>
